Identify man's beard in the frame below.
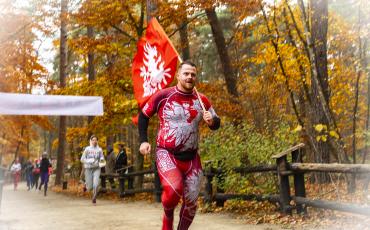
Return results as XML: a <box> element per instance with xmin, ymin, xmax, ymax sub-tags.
<box><xmin>181</xmin><ymin>80</ymin><xmax>194</xmax><ymax>91</ymax></box>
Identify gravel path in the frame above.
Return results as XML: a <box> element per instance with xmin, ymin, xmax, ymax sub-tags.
<box><xmin>0</xmin><ymin>183</ymin><xmax>282</xmax><ymax>230</ymax></box>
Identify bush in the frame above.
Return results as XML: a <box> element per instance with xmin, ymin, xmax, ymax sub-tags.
<box><xmin>199</xmin><ymin>121</ymin><xmax>298</xmax><ymax>194</ymax></box>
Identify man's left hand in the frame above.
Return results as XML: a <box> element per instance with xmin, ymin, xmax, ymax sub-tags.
<box><xmin>203</xmin><ymin>111</ymin><xmax>214</xmax><ymax>126</ymax></box>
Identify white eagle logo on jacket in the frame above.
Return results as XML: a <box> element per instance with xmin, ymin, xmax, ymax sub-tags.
<box><xmin>162</xmin><ymin>100</ymin><xmax>203</xmax><ymax>151</ymax></box>
<box><xmin>140</xmin><ymin>43</ymin><xmax>172</xmax><ymax>97</ymax></box>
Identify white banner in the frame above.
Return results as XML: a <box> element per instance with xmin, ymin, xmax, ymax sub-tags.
<box><xmin>0</xmin><ymin>93</ymin><xmax>104</xmax><ymax>116</ymax></box>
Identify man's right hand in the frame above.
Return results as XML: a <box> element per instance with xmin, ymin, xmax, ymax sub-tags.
<box><xmin>139</xmin><ymin>142</ymin><xmax>151</xmax><ymax>155</ymax></box>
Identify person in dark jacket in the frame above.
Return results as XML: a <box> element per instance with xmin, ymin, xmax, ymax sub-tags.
<box><xmin>105</xmin><ymin>146</ymin><xmax>116</xmax><ymax>189</ymax></box>
<box><xmin>24</xmin><ymin>160</ymin><xmax>34</xmax><ymax>191</ymax></box>
<box><xmin>115</xmin><ymin>144</ymin><xmax>127</xmax><ymax>173</ymax></box>
<box><xmin>38</xmin><ymin>152</ymin><xmax>52</xmax><ymax>196</ymax></box>
<box><xmin>32</xmin><ymin>159</ymin><xmax>40</xmax><ymax>190</ymax></box>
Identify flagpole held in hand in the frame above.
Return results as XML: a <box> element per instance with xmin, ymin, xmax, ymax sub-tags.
<box><xmin>194</xmin><ymin>87</ymin><xmax>206</xmax><ymax>112</ymax></box>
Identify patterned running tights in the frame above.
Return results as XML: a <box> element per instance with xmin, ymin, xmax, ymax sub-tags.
<box><xmin>156</xmin><ymin>148</ymin><xmax>203</xmax><ymax>230</ymax></box>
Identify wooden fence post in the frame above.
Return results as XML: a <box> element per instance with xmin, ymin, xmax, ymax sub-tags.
<box><xmin>119</xmin><ymin>172</ymin><xmax>126</xmax><ymax>198</ymax></box>
<box><xmin>275</xmin><ymin>155</ymin><xmax>292</xmax><ymax>214</ymax></box>
<box><xmin>216</xmin><ymin>160</ymin><xmax>225</xmax><ymax>207</ymax></box>
<box><xmin>204</xmin><ymin>162</ymin><xmax>214</xmax><ymax>204</ymax></box>
<box><xmin>292</xmin><ymin>148</ymin><xmax>307</xmax><ymax>214</ymax></box>
<box><xmin>154</xmin><ymin>164</ymin><xmax>162</xmax><ymax>203</ymax></box>
<box><xmin>100</xmin><ymin>174</ymin><xmax>107</xmax><ymax>192</ymax></box>
<box><xmin>128</xmin><ymin>166</ymin><xmax>134</xmax><ymax>190</ymax></box>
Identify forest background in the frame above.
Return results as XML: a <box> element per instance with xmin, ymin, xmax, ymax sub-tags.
<box><xmin>0</xmin><ymin>0</ymin><xmax>369</xmax><ymax>198</ymax></box>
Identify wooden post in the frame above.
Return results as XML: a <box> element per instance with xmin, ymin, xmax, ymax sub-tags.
<box><xmin>292</xmin><ymin>148</ymin><xmax>307</xmax><ymax>214</ymax></box>
<box><xmin>62</xmin><ymin>181</ymin><xmax>68</xmax><ymax>190</ymax></box>
<box><xmin>101</xmin><ymin>174</ymin><xmax>107</xmax><ymax>192</ymax></box>
<box><xmin>127</xmin><ymin>166</ymin><xmax>134</xmax><ymax>190</ymax></box>
<box><xmin>276</xmin><ymin>155</ymin><xmax>292</xmax><ymax>214</ymax></box>
<box><xmin>204</xmin><ymin>163</ymin><xmax>214</xmax><ymax>204</ymax></box>
<box><xmin>215</xmin><ymin>160</ymin><xmax>225</xmax><ymax>207</ymax></box>
<box><xmin>272</xmin><ymin>144</ymin><xmax>305</xmax><ymax>215</ymax></box>
<box><xmin>119</xmin><ymin>172</ymin><xmax>126</xmax><ymax>198</ymax></box>
<box><xmin>154</xmin><ymin>164</ymin><xmax>162</xmax><ymax>203</ymax></box>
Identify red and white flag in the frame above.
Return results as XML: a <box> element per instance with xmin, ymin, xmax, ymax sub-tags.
<box><xmin>132</xmin><ymin>18</ymin><xmax>179</xmax><ymax>109</ymax></box>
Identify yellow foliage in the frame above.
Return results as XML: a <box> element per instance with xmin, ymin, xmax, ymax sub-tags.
<box><xmin>293</xmin><ymin>125</ymin><xmax>302</xmax><ymax>133</ymax></box>
<box><xmin>314</xmin><ymin>124</ymin><xmax>327</xmax><ymax>133</ymax></box>
<box><xmin>329</xmin><ymin>130</ymin><xmax>339</xmax><ymax>139</ymax></box>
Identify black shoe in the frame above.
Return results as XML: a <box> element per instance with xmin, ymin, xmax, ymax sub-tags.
<box><xmin>92</xmin><ymin>198</ymin><xmax>96</xmax><ymax>205</ymax></box>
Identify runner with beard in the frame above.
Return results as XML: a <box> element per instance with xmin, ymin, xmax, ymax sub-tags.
<box><xmin>138</xmin><ymin>60</ymin><xmax>221</xmax><ymax>230</ymax></box>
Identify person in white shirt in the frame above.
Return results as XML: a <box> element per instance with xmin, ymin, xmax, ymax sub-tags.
<box><xmin>80</xmin><ymin>135</ymin><xmax>105</xmax><ymax>204</ymax></box>
<box><xmin>10</xmin><ymin>157</ymin><xmax>22</xmax><ymax>191</ymax></box>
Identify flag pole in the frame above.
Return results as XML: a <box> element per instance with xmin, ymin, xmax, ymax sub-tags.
<box><xmin>177</xmin><ymin>56</ymin><xmax>206</xmax><ymax>112</ymax></box>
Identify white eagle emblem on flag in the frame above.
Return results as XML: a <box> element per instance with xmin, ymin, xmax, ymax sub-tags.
<box><xmin>140</xmin><ymin>43</ymin><xmax>172</xmax><ymax>97</ymax></box>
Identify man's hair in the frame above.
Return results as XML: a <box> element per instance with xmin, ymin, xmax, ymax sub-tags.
<box><xmin>179</xmin><ymin>60</ymin><xmax>196</xmax><ymax>69</ymax></box>
<box><xmin>90</xmin><ymin>135</ymin><xmax>98</xmax><ymax>141</ymax></box>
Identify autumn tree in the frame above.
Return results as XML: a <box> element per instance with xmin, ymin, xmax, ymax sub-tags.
<box><xmin>0</xmin><ymin>1</ymin><xmax>53</xmax><ymax>165</ymax></box>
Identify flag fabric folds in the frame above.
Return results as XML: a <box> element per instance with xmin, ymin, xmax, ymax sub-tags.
<box><xmin>132</xmin><ymin>18</ymin><xmax>179</xmax><ymax>109</ymax></box>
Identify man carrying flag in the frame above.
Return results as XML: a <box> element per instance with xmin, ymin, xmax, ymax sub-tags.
<box><xmin>133</xmin><ymin>18</ymin><xmax>221</xmax><ymax>230</ymax></box>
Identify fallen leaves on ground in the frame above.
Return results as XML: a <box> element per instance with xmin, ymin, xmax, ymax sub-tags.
<box><xmin>53</xmin><ymin>179</ymin><xmax>370</xmax><ymax>229</ymax></box>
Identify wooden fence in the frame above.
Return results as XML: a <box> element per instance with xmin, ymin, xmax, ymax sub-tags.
<box><xmin>204</xmin><ymin>143</ymin><xmax>370</xmax><ymax>216</ymax></box>
<box><xmin>100</xmin><ymin>165</ymin><xmax>161</xmax><ymax>202</ymax></box>
<box><xmin>98</xmin><ymin>143</ymin><xmax>370</xmax><ymax>216</ymax></box>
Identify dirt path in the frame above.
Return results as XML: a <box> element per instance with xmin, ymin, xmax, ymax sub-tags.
<box><xmin>0</xmin><ymin>183</ymin><xmax>281</xmax><ymax>230</ymax></box>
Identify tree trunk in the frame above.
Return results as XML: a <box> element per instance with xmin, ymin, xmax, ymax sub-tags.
<box><xmin>48</xmin><ymin>131</ymin><xmax>53</xmax><ymax>159</ymax></box>
<box><xmin>55</xmin><ymin>0</ymin><xmax>68</xmax><ymax>185</ymax></box>
<box><xmin>310</xmin><ymin>0</ymin><xmax>330</xmax><ymax>101</ymax></box>
<box><xmin>205</xmin><ymin>7</ymin><xmax>238</xmax><ymax>97</ymax></box>
<box><xmin>179</xmin><ymin>21</ymin><xmax>190</xmax><ymax>61</ymax></box>
<box><xmin>14</xmin><ymin>127</ymin><xmax>24</xmax><ymax>161</ymax></box>
<box><xmin>87</xmin><ymin>26</ymin><xmax>95</xmax><ymax>137</ymax></box>
<box><xmin>56</xmin><ymin>116</ymin><xmax>66</xmax><ymax>184</ymax></box>
<box><xmin>352</xmin><ymin>6</ymin><xmax>364</xmax><ymax>166</ymax></box>
<box><xmin>178</xmin><ymin>3</ymin><xmax>190</xmax><ymax>61</ymax></box>
<box><xmin>146</xmin><ymin>0</ymin><xmax>157</xmax><ymax>22</ymax></box>
<box><xmin>309</xmin><ymin>0</ymin><xmax>331</xmax><ymax>183</ymax></box>
<box><xmin>363</xmin><ymin>40</ymin><xmax>369</xmax><ymax>164</ymax></box>
<box><xmin>43</xmin><ymin>130</ymin><xmax>47</xmax><ymax>153</ymax></box>
<box><xmin>310</xmin><ymin>0</ymin><xmax>330</xmax><ymax>159</ymax></box>
<box><xmin>296</xmin><ymin>0</ymin><xmax>351</xmax><ymax>183</ymax></box>
<box><xmin>106</xmin><ymin>135</ymin><xmax>114</xmax><ymax>148</ymax></box>
<box><xmin>0</xmin><ymin>134</ymin><xmax>5</xmax><ymax>166</ymax></box>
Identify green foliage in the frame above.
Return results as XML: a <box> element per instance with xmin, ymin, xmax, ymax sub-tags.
<box><xmin>200</xmin><ymin>121</ymin><xmax>298</xmax><ymax>193</ymax></box>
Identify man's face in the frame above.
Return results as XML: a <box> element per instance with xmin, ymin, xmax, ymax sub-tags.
<box><xmin>91</xmin><ymin>137</ymin><xmax>98</xmax><ymax>146</ymax></box>
<box><xmin>177</xmin><ymin>64</ymin><xmax>197</xmax><ymax>92</ymax></box>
